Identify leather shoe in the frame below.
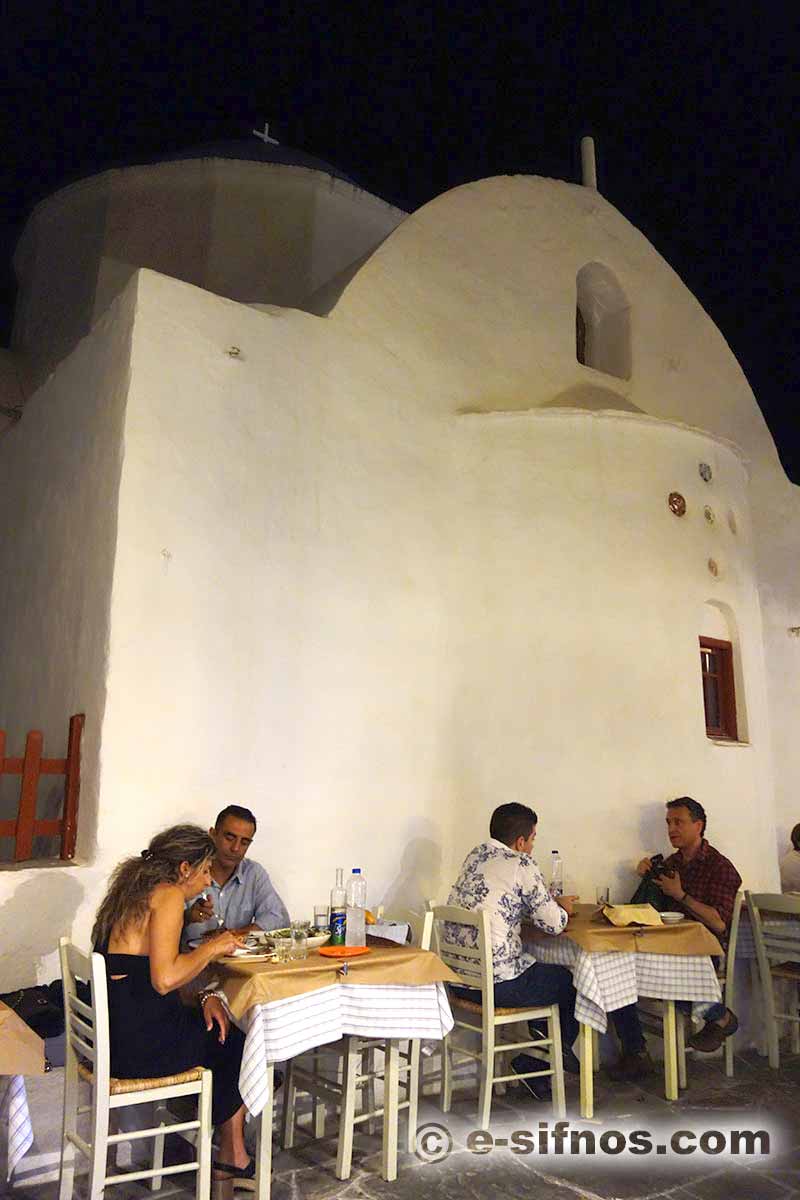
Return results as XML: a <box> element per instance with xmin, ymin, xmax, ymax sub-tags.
<box><xmin>606</xmin><ymin>1050</ymin><xmax>656</xmax><ymax>1082</ymax></box>
<box><xmin>688</xmin><ymin>1009</ymin><xmax>739</xmax><ymax>1052</ymax></box>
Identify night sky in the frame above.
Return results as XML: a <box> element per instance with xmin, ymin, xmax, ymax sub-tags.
<box><xmin>2</xmin><ymin>4</ymin><xmax>798</xmax><ymax>479</ymax></box>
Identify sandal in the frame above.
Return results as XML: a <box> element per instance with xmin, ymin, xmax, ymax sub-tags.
<box><xmin>212</xmin><ymin>1159</ymin><xmax>256</xmax><ymax>1180</ymax></box>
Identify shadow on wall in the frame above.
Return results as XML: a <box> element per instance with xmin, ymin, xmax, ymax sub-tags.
<box><xmin>381</xmin><ymin>838</ymin><xmax>443</xmax><ymax>915</ymax></box>
<box><xmin>0</xmin><ymin>874</ymin><xmax>85</xmax><ymax>986</ymax></box>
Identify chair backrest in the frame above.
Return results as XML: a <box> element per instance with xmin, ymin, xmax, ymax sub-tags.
<box><xmin>430</xmin><ymin>904</ymin><xmax>493</xmax><ymax>1001</ymax></box>
<box><xmin>59</xmin><ymin>936</ymin><xmax>111</xmax><ymax>1094</ymax></box>
<box><xmin>723</xmin><ymin>890</ymin><xmax>744</xmax><ymax>996</ymax></box>
<box><xmin>380</xmin><ymin>907</ymin><xmax>433</xmax><ymax>950</ymax></box>
<box><xmin>745</xmin><ymin>892</ymin><xmax>800</xmax><ymax>970</ymax></box>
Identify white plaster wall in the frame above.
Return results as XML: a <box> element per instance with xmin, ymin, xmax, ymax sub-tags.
<box><xmin>0</xmin><ymin>285</ymin><xmax>135</xmax><ymax>987</ymax></box>
<box><xmin>66</xmin><ymin>270</ymin><xmax>455</xmax><ymax>953</ymax></box>
<box><xmin>61</xmin><ymin>264</ymin><xmax>776</xmax><ymax>963</ymax></box>
<box><xmin>449</xmin><ymin>409</ymin><xmax>774</xmax><ymax>899</ymax></box>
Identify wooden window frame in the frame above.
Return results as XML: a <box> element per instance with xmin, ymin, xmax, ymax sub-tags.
<box><xmin>699</xmin><ymin>637</ymin><xmax>738</xmax><ymax>741</ymax></box>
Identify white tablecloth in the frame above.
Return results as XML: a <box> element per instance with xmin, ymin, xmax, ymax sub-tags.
<box><xmin>1</xmin><ymin>1075</ymin><xmax>34</xmax><ymax>1180</ymax></box>
<box><xmin>531</xmin><ymin>938</ymin><xmax>722</xmax><ymax>1033</ymax></box>
<box><xmin>238</xmin><ymin>981</ymin><xmax>454</xmax><ymax>1114</ymax></box>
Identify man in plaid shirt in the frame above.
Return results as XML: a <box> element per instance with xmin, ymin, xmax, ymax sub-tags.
<box><xmin>609</xmin><ymin>796</ymin><xmax>742</xmax><ymax>1079</ymax></box>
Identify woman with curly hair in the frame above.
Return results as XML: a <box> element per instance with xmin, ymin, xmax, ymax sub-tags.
<box><xmin>92</xmin><ymin>823</ymin><xmax>252</xmax><ymax>1183</ymax></box>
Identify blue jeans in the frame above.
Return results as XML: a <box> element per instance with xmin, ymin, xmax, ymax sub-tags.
<box><xmin>454</xmin><ymin>962</ymin><xmax>579</xmax><ymax>1053</ymax></box>
<box><xmin>611</xmin><ymin>999</ymin><xmax>727</xmax><ymax>1056</ymax></box>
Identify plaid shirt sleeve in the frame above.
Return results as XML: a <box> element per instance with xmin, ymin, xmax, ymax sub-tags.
<box><xmin>667</xmin><ymin>843</ymin><xmax>741</xmax><ymax>930</ymax></box>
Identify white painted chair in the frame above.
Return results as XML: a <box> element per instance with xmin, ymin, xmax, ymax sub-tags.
<box><xmin>745</xmin><ymin>891</ymin><xmax>800</xmax><ymax>1069</ymax></box>
<box><xmin>57</xmin><ymin>938</ymin><xmax>213</xmax><ymax>1200</ymax></box>
<box><xmin>638</xmin><ymin>890</ymin><xmax>744</xmax><ymax>1088</ymax></box>
<box><xmin>280</xmin><ymin>908</ymin><xmax>432</xmax><ymax>1180</ymax></box>
<box><xmin>431</xmin><ymin>904</ymin><xmax>566</xmax><ymax>1130</ymax></box>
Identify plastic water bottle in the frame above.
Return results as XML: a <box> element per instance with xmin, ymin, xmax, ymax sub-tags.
<box><xmin>549</xmin><ymin>850</ymin><xmax>564</xmax><ymax>898</ymax></box>
<box><xmin>345</xmin><ymin>868</ymin><xmax>367</xmax><ymax>947</ymax></box>
<box><xmin>330</xmin><ymin>867</ymin><xmax>347</xmax><ymax>945</ymax></box>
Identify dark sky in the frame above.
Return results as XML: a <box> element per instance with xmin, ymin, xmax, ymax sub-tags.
<box><xmin>2</xmin><ymin>3</ymin><xmax>798</xmax><ymax>479</ymax></box>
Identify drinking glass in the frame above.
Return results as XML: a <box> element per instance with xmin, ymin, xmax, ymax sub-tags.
<box><xmin>313</xmin><ymin>904</ymin><xmax>330</xmax><ymax>932</ymax></box>
<box><xmin>595</xmin><ymin>886</ymin><xmax>610</xmax><ymax>906</ymax></box>
<box><xmin>272</xmin><ymin>937</ymin><xmax>291</xmax><ymax>963</ymax></box>
<box><xmin>289</xmin><ymin>920</ymin><xmax>308</xmax><ymax>960</ymax></box>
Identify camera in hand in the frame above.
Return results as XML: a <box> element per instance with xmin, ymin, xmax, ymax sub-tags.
<box><xmin>647</xmin><ymin>853</ymin><xmax>671</xmax><ymax>880</ymax></box>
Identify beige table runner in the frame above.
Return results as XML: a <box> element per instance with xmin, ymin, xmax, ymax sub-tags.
<box><xmin>523</xmin><ymin>904</ymin><xmax>723</xmax><ymax>956</ymax></box>
<box><xmin>220</xmin><ymin>943</ymin><xmax>459</xmax><ymax>1022</ymax></box>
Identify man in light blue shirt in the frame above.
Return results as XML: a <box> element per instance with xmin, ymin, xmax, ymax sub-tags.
<box><xmin>184</xmin><ymin>805</ymin><xmax>289</xmax><ymax>944</ymax></box>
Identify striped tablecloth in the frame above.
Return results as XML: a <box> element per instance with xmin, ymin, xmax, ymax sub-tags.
<box><xmin>238</xmin><ymin>981</ymin><xmax>454</xmax><ymax>1114</ymax></box>
<box><xmin>530</xmin><ymin>937</ymin><xmax>722</xmax><ymax>1033</ymax></box>
<box><xmin>1</xmin><ymin>1075</ymin><xmax>34</xmax><ymax>1180</ymax></box>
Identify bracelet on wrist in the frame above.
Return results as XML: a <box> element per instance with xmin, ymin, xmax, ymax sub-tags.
<box><xmin>200</xmin><ymin>989</ymin><xmax>226</xmax><ymax>1009</ymax></box>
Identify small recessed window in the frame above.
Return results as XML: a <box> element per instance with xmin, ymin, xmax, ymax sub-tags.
<box><xmin>699</xmin><ymin>637</ymin><xmax>738</xmax><ymax>740</ymax></box>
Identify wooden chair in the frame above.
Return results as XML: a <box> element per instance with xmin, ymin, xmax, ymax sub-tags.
<box><xmin>57</xmin><ymin>938</ymin><xmax>213</xmax><ymax>1200</ymax></box>
<box><xmin>430</xmin><ymin>904</ymin><xmax>566</xmax><ymax>1130</ymax></box>
<box><xmin>745</xmin><ymin>891</ymin><xmax>800</xmax><ymax>1069</ymax></box>
<box><xmin>638</xmin><ymin>890</ymin><xmax>744</xmax><ymax>1088</ymax></box>
<box><xmin>280</xmin><ymin>908</ymin><xmax>432</xmax><ymax>1180</ymax></box>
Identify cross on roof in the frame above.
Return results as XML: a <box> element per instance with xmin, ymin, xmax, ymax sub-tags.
<box><xmin>252</xmin><ymin>122</ymin><xmax>280</xmax><ymax>146</ymax></box>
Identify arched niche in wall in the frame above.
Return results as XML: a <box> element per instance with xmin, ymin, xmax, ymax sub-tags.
<box><xmin>699</xmin><ymin>600</ymin><xmax>748</xmax><ymax>742</ymax></box>
<box><xmin>576</xmin><ymin>262</ymin><xmax>631</xmax><ymax>381</ymax></box>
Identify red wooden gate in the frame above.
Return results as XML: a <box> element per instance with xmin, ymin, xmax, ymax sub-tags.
<box><xmin>0</xmin><ymin>714</ymin><xmax>85</xmax><ymax>862</ymax></box>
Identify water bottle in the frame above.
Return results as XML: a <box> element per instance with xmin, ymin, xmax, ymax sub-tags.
<box><xmin>345</xmin><ymin>868</ymin><xmax>367</xmax><ymax>947</ymax></box>
<box><xmin>549</xmin><ymin>850</ymin><xmax>564</xmax><ymax>898</ymax></box>
<box><xmin>330</xmin><ymin>867</ymin><xmax>346</xmax><ymax>945</ymax></box>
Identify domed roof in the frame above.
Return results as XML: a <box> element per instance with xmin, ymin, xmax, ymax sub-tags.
<box><xmin>32</xmin><ymin>138</ymin><xmax>361</xmax><ymax>210</ymax></box>
<box><xmin>139</xmin><ymin>138</ymin><xmax>360</xmax><ymax>187</ymax></box>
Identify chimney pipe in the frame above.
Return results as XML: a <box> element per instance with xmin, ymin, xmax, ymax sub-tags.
<box><xmin>581</xmin><ymin>136</ymin><xmax>598</xmax><ymax>190</ymax></box>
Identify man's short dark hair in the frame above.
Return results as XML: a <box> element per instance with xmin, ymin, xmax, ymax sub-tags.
<box><xmin>667</xmin><ymin>796</ymin><xmax>706</xmax><ymax>837</ymax></box>
<box><xmin>490</xmin><ymin>803</ymin><xmax>537</xmax><ymax>847</ymax></box>
<box><xmin>791</xmin><ymin>823</ymin><xmax>800</xmax><ymax>851</ymax></box>
<box><xmin>215</xmin><ymin>805</ymin><xmax>257</xmax><ymax>833</ymax></box>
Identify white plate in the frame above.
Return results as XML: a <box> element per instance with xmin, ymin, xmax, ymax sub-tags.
<box><xmin>225</xmin><ymin>949</ymin><xmax>275</xmax><ymax>961</ymax></box>
<box><xmin>660</xmin><ymin>912</ymin><xmax>685</xmax><ymax>924</ymax></box>
<box><xmin>267</xmin><ymin>929</ymin><xmax>331</xmax><ymax>950</ymax></box>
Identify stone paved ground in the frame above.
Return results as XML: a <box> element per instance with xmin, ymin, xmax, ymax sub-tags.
<box><xmin>7</xmin><ymin>1047</ymin><xmax>800</xmax><ymax>1200</ymax></box>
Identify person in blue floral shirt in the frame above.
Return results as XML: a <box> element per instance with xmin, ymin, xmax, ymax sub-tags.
<box><xmin>447</xmin><ymin>803</ymin><xmax>579</xmax><ymax>1098</ymax></box>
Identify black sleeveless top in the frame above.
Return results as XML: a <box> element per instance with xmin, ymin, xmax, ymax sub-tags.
<box><xmin>95</xmin><ymin>944</ymin><xmax>246</xmax><ymax>1126</ymax></box>
<box><xmin>98</xmin><ymin>947</ymin><xmax>208</xmax><ymax>1079</ymax></box>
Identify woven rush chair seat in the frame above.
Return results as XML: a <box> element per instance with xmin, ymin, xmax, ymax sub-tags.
<box><xmin>58</xmin><ymin>938</ymin><xmax>213</xmax><ymax>1199</ymax></box>
<box><xmin>448</xmin><ymin>994</ymin><xmax>533</xmax><ymax>1017</ymax></box>
<box><xmin>771</xmin><ymin>962</ymin><xmax>800</xmax><ymax>980</ymax></box>
<box><xmin>431</xmin><ymin>904</ymin><xmax>566</xmax><ymax>1129</ymax></box>
<box><xmin>77</xmin><ymin>1059</ymin><xmax>205</xmax><ymax>1094</ymax></box>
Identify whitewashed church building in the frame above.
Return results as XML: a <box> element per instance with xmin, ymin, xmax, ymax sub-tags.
<box><xmin>0</xmin><ymin>138</ymin><xmax>797</xmax><ymax>987</ymax></box>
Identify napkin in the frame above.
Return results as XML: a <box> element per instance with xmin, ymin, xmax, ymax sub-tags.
<box><xmin>601</xmin><ymin>903</ymin><xmax>663</xmax><ymax>928</ymax></box>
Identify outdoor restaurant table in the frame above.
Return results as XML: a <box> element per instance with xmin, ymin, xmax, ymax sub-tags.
<box><xmin>218</xmin><ymin>941</ymin><xmax>458</xmax><ymax>1197</ymax></box>
<box><xmin>523</xmin><ymin>904</ymin><xmax>723</xmax><ymax>1118</ymax></box>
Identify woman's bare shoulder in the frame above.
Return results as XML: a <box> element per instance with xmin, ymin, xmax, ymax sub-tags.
<box><xmin>149</xmin><ymin>882</ymin><xmax>184</xmax><ymax>912</ymax></box>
